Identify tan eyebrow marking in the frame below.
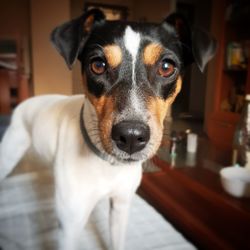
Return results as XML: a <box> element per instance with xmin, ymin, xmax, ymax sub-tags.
<box><xmin>143</xmin><ymin>43</ymin><xmax>164</xmax><ymax>65</ymax></box>
<box><xmin>103</xmin><ymin>44</ymin><xmax>122</xmax><ymax>68</ymax></box>
<box><xmin>147</xmin><ymin>76</ymin><xmax>182</xmax><ymax>125</ymax></box>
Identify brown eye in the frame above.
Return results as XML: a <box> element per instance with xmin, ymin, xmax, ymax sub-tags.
<box><xmin>158</xmin><ymin>60</ymin><xmax>175</xmax><ymax>77</ymax></box>
<box><xmin>90</xmin><ymin>59</ymin><xmax>106</xmax><ymax>75</ymax></box>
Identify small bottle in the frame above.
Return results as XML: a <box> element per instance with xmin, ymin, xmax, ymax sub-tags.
<box><xmin>232</xmin><ymin>94</ymin><xmax>250</xmax><ymax>170</ymax></box>
<box><xmin>169</xmin><ymin>131</ymin><xmax>179</xmax><ymax>167</ymax></box>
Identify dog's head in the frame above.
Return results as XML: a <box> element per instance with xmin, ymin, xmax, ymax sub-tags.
<box><xmin>51</xmin><ymin>9</ymin><xmax>216</xmax><ymax>163</ymax></box>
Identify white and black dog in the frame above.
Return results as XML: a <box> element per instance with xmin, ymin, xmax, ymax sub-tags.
<box><xmin>0</xmin><ymin>9</ymin><xmax>216</xmax><ymax>250</ymax></box>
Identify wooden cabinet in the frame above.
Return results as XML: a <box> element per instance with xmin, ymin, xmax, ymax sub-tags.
<box><xmin>207</xmin><ymin>0</ymin><xmax>250</xmax><ymax>148</ymax></box>
<box><xmin>0</xmin><ymin>70</ymin><xmax>30</xmax><ymax>114</ymax></box>
<box><xmin>0</xmin><ymin>35</ymin><xmax>30</xmax><ymax>114</ymax></box>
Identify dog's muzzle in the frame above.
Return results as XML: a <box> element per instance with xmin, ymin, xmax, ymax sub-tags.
<box><xmin>111</xmin><ymin>120</ymin><xmax>150</xmax><ymax>155</ymax></box>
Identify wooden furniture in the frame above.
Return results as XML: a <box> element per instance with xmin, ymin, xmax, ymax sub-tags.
<box><xmin>0</xmin><ymin>70</ymin><xmax>30</xmax><ymax>114</ymax></box>
<box><xmin>139</xmin><ymin>141</ymin><xmax>250</xmax><ymax>250</ymax></box>
<box><xmin>0</xmin><ymin>35</ymin><xmax>30</xmax><ymax>114</ymax></box>
<box><xmin>207</xmin><ymin>0</ymin><xmax>250</xmax><ymax>147</ymax></box>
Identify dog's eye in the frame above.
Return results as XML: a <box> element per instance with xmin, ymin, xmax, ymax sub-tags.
<box><xmin>158</xmin><ymin>59</ymin><xmax>175</xmax><ymax>78</ymax></box>
<box><xmin>90</xmin><ymin>59</ymin><xmax>106</xmax><ymax>75</ymax></box>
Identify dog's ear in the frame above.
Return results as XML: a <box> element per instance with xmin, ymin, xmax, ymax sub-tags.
<box><xmin>162</xmin><ymin>13</ymin><xmax>217</xmax><ymax>72</ymax></box>
<box><xmin>191</xmin><ymin>27</ymin><xmax>217</xmax><ymax>72</ymax></box>
<box><xmin>51</xmin><ymin>9</ymin><xmax>105</xmax><ymax>69</ymax></box>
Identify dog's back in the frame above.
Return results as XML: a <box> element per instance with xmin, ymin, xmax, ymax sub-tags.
<box><xmin>0</xmin><ymin>94</ymin><xmax>85</xmax><ymax>181</ymax></box>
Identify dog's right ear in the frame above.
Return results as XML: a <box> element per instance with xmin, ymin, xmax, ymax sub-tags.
<box><xmin>51</xmin><ymin>9</ymin><xmax>105</xmax><ymax>69</ymax></box>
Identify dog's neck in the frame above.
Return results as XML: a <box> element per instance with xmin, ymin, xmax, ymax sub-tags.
<box><xmin>80</xmin><ymin>99</ymin><xmax>119</xmax><ymax>165</ymax></box>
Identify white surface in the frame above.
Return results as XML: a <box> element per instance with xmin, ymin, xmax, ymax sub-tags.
<box><xmin>0</xmin><ymin>170</ymin><xmax>196</xmax><ymax>250</ymax></box>
<box><xmin>220</xmin><ymin>166</ymin><xmax>250</xmax><ymax>198</ymax></box>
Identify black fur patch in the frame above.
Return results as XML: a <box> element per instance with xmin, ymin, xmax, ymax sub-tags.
<box><xmin>79</xmin><ymin>21</ymin><xmax>183</xmax><ymax>112</ymax></box>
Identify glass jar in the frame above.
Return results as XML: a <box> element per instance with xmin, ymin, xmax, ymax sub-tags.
<box><xmin>232</xmin><ymin>94</ymin><xmax>250</xmax><ymax>169</ymax></box>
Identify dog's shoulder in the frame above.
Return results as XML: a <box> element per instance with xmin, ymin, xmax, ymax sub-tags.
<box><xmin>16</xmin><ymin>94</ymin><xmax>84</xmax><ymax>115</ymax></box>
<box><xmin>12</xmin><ymin>94</ymin><xmax>85</xmax><ymax>131</ymax></box>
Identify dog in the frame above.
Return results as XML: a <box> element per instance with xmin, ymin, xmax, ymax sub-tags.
<box><xmin>0</xmin><ymin>9</ymin><xmax>216</xmax><ymax>250</ymax></box>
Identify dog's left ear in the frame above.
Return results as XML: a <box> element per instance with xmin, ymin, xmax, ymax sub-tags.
<box><xmin>51</xmin><ymin>9</ymin><xmax>105</xmax><ymax>69</ymax></box>
<box><xmin>163</xmin><ymin>13</ymin><xmax>217</xmax><ymax>72</ymax></box>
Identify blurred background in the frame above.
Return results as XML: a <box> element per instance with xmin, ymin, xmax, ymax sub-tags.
<box><xmin>1</xmin><ymin>2</ymin><xmax>250</xmax><ymax>250</ymax></box>
<box><xmin>0</xmin><ymin>0</ymin><xmax>212</xmax><ymax>129</ymax></box>
<box><xmin>0</xmin><ymin>0</ymin><xmax>250</xmax><ymax>148</ymax></box>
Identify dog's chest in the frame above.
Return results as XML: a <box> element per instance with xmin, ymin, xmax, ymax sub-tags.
<box><xmin>63</xmin><ymin>157</ymin><xmax>143</xmax><ymax>199</ymax></box>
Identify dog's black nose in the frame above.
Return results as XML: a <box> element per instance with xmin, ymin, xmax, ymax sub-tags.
<box><xmin>111</xmin><ymin>121</ymin><xmax>150</xmax><ymax>155</ymax></box>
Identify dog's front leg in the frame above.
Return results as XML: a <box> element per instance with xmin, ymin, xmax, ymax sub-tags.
<box><xmin>59</xmin><ymin>218</ymin><xmax>84</xmax><ymax>250</ymax></box>
<box><xmin>109</xmin><ymin>196</ymin><xmax>132</xmax><ymax>250</ymax></box>
<box><xmin>56</xmin><ymin>189</ymin><xmax>97</xmax><ymax>250</ymax></box>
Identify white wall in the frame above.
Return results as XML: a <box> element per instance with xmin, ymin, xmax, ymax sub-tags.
<box><xmin>30</xmin><ymin>0</ymin><xmax>73</xmax><ymax>95</ymax></box>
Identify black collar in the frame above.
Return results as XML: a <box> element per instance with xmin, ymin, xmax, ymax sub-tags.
<box><xmin>79</xmin><ymin>105</ymin><xmax>116</xmax><ymax>165</ymax></box>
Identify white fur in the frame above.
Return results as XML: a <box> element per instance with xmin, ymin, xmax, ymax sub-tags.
<box><xmin>0</xmin><ymin>95</ymin><xmax>142</xmax><ymax>250</ymax></box>
<box><xmin>123</xmin><ymin>27</ymin><xmax>145</xmax><ymax>130</ymax></box>
<box><xmin>124</xmin><ymin>26</ymin><xmax>141</xmax><ymax>86</ymax></box>
<box><xmin>130</xmin><ymin>88</ymin><xmax>144</xmax><ymax>115</ymax></box>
